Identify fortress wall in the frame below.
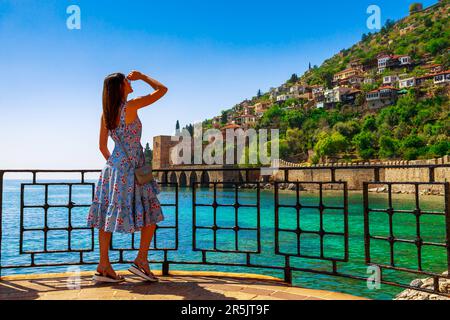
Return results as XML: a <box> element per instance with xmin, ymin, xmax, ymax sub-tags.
<box><xmin>272</xmin><ymin>156</ymin><xmax>450</xmax><ymax>193</ymax></box>
<box><xmin>153</xmin><ymin>135</ymin><xmax>449</xmax><ymax>193</ymax></box>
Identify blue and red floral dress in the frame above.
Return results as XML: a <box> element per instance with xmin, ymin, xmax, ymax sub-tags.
<box><xmin>87</xmin><ymin>102</ymin><xmax>164</xmax><ymax>233</ymax></box>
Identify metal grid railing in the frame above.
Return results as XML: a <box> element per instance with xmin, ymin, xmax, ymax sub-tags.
<box><xmin>0</xmin><ymin>165</ymin><xmax>449</xmax><ymax>298</ymax></box>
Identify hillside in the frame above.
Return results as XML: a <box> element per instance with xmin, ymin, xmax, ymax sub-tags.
<box><xmin>190</xmin><ymin>1</ymin><xmax>450</xmax><ymax>164</ymax></box>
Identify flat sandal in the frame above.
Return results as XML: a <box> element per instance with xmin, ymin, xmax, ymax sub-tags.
<box><xmin>92</xmin><ymin>266</ymin><xmax>125</xmax><ymax>283</ymax></box>
<box><xmin>128</xmin><ymin>261</ymin><xmax>158</xmax><ymax>282</ymax></box>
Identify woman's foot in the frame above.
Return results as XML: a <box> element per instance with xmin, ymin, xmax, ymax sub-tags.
<box><xmin>128</xmin><ymin>258</ymin><xmax>158</xmax><ymax>282</ymax></box>
<box><xmin>93</xmin><ymin>264</ymin><xmax>125</xmax><ymax>283</ymax></box>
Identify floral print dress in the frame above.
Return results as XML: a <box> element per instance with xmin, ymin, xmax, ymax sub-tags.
<box><xmin>87</xmin><ymin>102</ymin><xmax>164</xmax><ymax>233</ymax></box>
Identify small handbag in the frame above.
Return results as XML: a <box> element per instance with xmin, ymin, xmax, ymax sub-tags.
<box><xmin>118</xmin><ymin>139</ymin><xmax>154</xmax><ymax>185</ymax></box>
<box><xmin>134</xmin><ymin>165</ymin><xmax>154</xmax><ymax>185</ymax></box>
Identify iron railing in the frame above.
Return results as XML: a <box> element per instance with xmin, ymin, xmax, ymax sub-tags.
<box><xmin>0</xmin><ymin>164</ymin><xmax>449</xmax><ymax>298</ymax></box>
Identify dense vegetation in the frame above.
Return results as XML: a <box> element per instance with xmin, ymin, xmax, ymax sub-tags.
<box><xmin>303</xmin><ymin>0</ymin><xmax>450</xmax><ymax>88</ymax></box>
<box><xmin>179</xmin><ymin>1</ymin><xmax>450</xmax><ymax>164</ymax></box>
<box><xmin>256</xmin><ymin>93</ymin><xmax>449</xmax><ymax>163</ymax></box>
<box><xmin>238</xmin><ymin>1</ymin><xmax>449</xmax><ymax>163</ymax></box>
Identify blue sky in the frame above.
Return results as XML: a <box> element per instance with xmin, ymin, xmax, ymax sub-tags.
<box><xmin>0</xmin><ymin>0</ymin><xmax>438</xmax><ymax>170</ymax></box>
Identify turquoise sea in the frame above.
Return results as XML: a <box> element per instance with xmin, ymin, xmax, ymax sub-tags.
<box><xmin>1</xmin><ymin>179</ymin><xmax>447</xmax><ymax>300</ymax></box>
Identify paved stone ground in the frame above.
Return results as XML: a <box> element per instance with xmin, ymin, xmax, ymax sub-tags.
<box><xmin>0</xmin><ymin>270</ymin><xmax>367</xmax><ymax>300</ymax></box>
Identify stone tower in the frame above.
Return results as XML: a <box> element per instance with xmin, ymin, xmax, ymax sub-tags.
<box><xmin>152</xmin><ymin>135</ymin><xmax>178</xmax><ymax>169</ymax></box>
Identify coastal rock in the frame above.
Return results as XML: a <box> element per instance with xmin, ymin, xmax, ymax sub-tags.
<box><xmin>394</xmin><ymin>272</ymin><xmax>450</xmax><ymax>300</ymax></box>
<box><xmin>410</xmin><ymin>279</ymin><xmax>423</xmax><ymax>288</ymax></box>
<box><xmin>287</xmin><ymin>183</ymin><xmax>296</xmax><ymax>190</ymax></box>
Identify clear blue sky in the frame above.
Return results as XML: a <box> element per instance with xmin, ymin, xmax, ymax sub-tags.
<box><xmin>0</xmin><ymin>0</ymin><xmax>437</xmax><ymax>170</ymax></box>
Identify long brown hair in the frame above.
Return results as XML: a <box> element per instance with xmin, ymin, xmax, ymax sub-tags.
<box><xmin>102</xmin><ymin>72</ymin><xmax>125</xmax><ymax>130</ymax></box>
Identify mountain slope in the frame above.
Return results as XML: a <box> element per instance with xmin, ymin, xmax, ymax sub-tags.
<box><xmin>195</xmin><ymin>1</ymin><xmax>450</xmax><ymax>163</ymax></box>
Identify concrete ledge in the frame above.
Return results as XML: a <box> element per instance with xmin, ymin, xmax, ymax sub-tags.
<box><xmin>0</xmin><ymin>270</ymin><xmax>368</xmax><ymax>300</ymax></box>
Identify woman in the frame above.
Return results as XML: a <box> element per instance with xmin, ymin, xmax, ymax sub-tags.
<box><xmin>87</xmin><ymin>70</ymin><xmax>168</xmax><ymax>283</ymax></box>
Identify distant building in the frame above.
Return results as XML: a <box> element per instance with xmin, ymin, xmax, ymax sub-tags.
<box><xmin>377</xmin><ymin>54</ymin><xmax>392</xmax><ymax>73</ymax></box>
<box><xmin>242</xmin><ymin>105</ymin><xmax>255</xmax><ymax>116</ymax></box>
<box><xmin>434</xmin><ymin>70</ymin><xmax>450</xmax><ymax>85</ymax></box>
<box><xmin>289</xmin><ymin>84</ymin><xmax>311</xmax><ymax>95</ymax></box>
<box><xmin>377</xmin><ymin>54</ymin><xmax>412</xmax><ymax>73</ymax></box>
<box><xmin>364</xmin><ymin>77</ymin><xmax>375</xmax><ymax>84</ymax></box>
<box><xmin>399</xmin><ymin>77</ymin><xmax>416</xmax><ymax>89</ymax></box>
<box><xmin>254</xmin><ymin>101</ymin><xmax>271</xmax><ymax>117</ymax></box>
<box><xmin>311</xmin><ymin>85</ymin><xmax>325</xmax><ymax>101</ymax></box>
<box><xmin>298</xmin><ymin>92</ymin><xmax>314</xmax><ymax>101</ymax></box>
<box><xmin>221</xmin><ymin>123</ymin><xmax>242</xmax><ymax>137</ymax></box>
<box><xmin>212</xmin><ymin>116</ymin><xmax>221</xmax><ymax>128</ymax></box>
<box><xmin>341</xmin><ymin>89</ymin><xmax>362</xmax><ymax>104</ymax></box>
<box><xmin>422</xmin><ymin>64</ymin><xmax>443</xmax><ymax>74</ymax></box>
<box><xmin>239</xmin><ymin>114</ymin><xmax>257</xmax><ymax>128</ymax></box>
<box><xmin>396</xmin><ymin>55</ymin><xmax>412</xmax><ymax>66</ymax></box>
<box><xmin>383</xmin><ymin>75</ymin><xmax>399</xmax><ymax>85</ymax></box>
<box><xmin>416</xmin><ymin>73</ymin><xmax>435</xmax><ymax>86</ymax></box>
<box><xmin>348</xmin><ymin>59</ymin><xmax>364</xmax><ymax>71</ymax></box>
<box><xmin>324</xmin><ymin>87</ymin><xmax>353</xmax><ymax>106</ymax></box>
<box><xmin>276</xmin><ymin>94</ymin><xmax>296</xmax><ymax>103</ymax></box>
<box><xmin>366</xmin><ymin>86</ymin><xmax>399</xmax><ymax>109</ymax></box>
<box><xmin>345</xmin><ymin>75</ymin><xmax>365</xmax><ymax>87</ymax></box>
<box><xmin>269</xmin><ymin>87</ymin><xmax>279</xmax><ymax>100</ymax></box>
<box><xmin>315</xmin><ymin>102</ymin><xmax>324</xmax><ymax>109</ymax></box>
<box><xmin>333</xmin><ymin>68</ymin><xmax>363</xmax><ymax>84</ymax></box>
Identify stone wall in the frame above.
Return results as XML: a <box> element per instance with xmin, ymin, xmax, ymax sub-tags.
<box><xmin>153</xmin><ymin>136</ymin><xmax>179</xmax><ymax>169</ymax></box>
<box><xmin>272</xmin><ymin>156</ymin><xmax>450</xmax><ymax>192</ymax></box>
<box><xmin>153</xmin><ymin>134</ymin><xmax>449</xmax><ymax>192</ymax></box>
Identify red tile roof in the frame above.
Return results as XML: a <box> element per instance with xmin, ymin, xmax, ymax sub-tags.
<box><xmin>369</xmin><ymin>86</ymin><xmax>399</xmax><ymax>93</ymax></box>
<box><xmin>433</xmin><ymin>70</ymin><xmax>450</xmax><ymax>76</ymax></box>
<box><xmin>379</xmin><ymin>86</ymin><xmax>399</xmax><ymax>90</ymax></box>
<box><xmin>422</xmin><ymin>63</ymin><xmax>442</xmax><ymax>68</ymax></box>
<box><xmin>221</xmin><ymin>124</ymin><xmax>241</xmax><ymax>130</ymax></box>
<box><xmin>392</xmin><ymin>54</ymin><xmax>410</xmax><ymax>59</ymax></box>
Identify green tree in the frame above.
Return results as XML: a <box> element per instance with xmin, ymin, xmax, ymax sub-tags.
<box><xmin>379</xmin><ymin>136</ymin><xmax>399</xmax><ymax>159</ymax></box>
<box><xmin>144</xmin><ymin>143</ymin><xmax>153</xmax><ymax>165</ymax></box>
<box><xmin>400</xmin><ymin>134</ymin><xmax>427</xmax><ymax>160</ymax></box>
<box><xmin>220</xmin><ymin>110</ymin><xmax>229</xmax><ymax>124</ymax></box>
<box><xmin>428</xmin><ymin>141</ymin><xmax>450</xmax><ymax>157</ymax></box>
<box><xmin>353</xmin><ymin>131</ymin><xmax>377</xmax><ymax>160</ymax></box>
<box><xmin>286</xmin><ymin>128</ymin><xmax>307</xmax><ymax>156</ymax></box>
<box><xmin>334</xmin><ymin>121</ymin><xmax>360</xmax><ymax>140</ymax></box>
<box><xmin>362</xmin><ymin>115</ymin><xmax>377</xmax><ymax>132</ymax></box>
<box><xmin>425</xmin><ymin>38</ymin><xmax>449</xmax><ymax>55</ymax></box>
<box><xmin>288</xmin><ymin>73</ymin><xmax>298</xmax><ymax>83</ymax></box>
<box><xmin>314</xmin><ymin>132</ymin><xmax>348</xmax><ymax>161</ymax></box>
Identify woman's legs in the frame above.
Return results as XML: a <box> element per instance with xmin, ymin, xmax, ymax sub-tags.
<box><xmin>99</xmin><ymin>229</ymin><xmax>112</xmax><ymax>266</ymax></box>
<box><xmin>97</xmin><ymin>229</ymin><xmax>121</xmax><ymax>278</ymax></box>
<box><xmin>135</xmin><ymin>224</ymin><xmax>157</xmax><ymax>273</ymax></box>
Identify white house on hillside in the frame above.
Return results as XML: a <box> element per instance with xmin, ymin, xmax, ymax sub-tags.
<box><xmin>399</xmin><ymin>77</ymin><xmax>416</xmax><ymax>88</ymax></box>
<box><xmin>366</xmin><ymin>86</ymin><xmax>399</xmax><ymax>109</ymax></box>
<box><xmin>383</xmin><ymin>75</ymin><xmax>399</xmax><ymax>85</ymax></box>
<box><xmin>434</xmin><ymin>71</ymin><xmax>450</xmax><ymax>84</ymax></box>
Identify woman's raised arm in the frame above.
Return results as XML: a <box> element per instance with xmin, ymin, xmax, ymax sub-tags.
<box><xmin>126</xmin><ymin>71</ymin><xmax>168</xmax><ymax>110</ymax></box>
